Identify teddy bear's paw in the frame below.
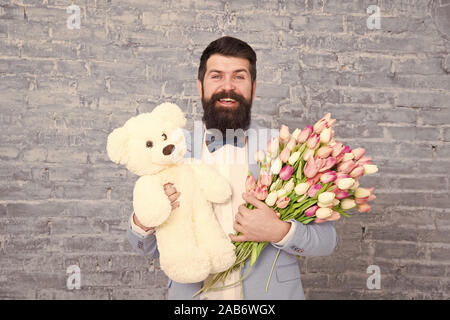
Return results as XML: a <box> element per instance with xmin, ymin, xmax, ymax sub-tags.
<box><xmin>209</xmin><ymin>244</ymin><xmax>237</xmax><ymax>273</ymax></box>
<box><xmin>162</xmin><ymin>254</ymin><xmax>211</xmax><ymax>283</ymax></box>
<box><xmin>208</xmin><ymin>181</ymin><xmax>232</xmax><ymax>204</ymax></box>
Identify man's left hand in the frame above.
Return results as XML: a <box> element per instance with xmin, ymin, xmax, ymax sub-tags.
<box><xmin>229</xmin><ymin>192</ymin><xmax>291</xmax><ymax>243</ymax></box>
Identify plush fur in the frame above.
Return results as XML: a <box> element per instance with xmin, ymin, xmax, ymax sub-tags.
<box><xmin>106</xmin><ymin>102</ymin><xmax>236</xmax><ymax>283</ymax></box>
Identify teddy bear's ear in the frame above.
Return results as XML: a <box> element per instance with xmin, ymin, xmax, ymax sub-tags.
<box><xmin>106</xmin><ymin>126</ymin><xmax>129</xmax><ymax>165</ymax></box>
<box><xmin>151</xmin><ymin>102</ymin><xmax>187</xmax><ymax>128</ymax></box>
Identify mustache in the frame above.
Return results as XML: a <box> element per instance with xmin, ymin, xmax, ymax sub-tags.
<box><xmin>209</xmin><ymin>91</ymin><xmax>248</xmax><ymax>105</ymax></box>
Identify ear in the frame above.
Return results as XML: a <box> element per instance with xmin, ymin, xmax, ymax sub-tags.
<box><xmin>106</xmin><ymin>126</ymin><xmax>129</xmax><ymax>165</ymax></box>
<box><xmin>197</xmin><ymin>79</ymin><xmax>203</xmax><ymax>99</ymax></box>
<box><xmin>151</xmin><ymin>102</ymin><xmax>186</xmax><ymax>128</ymax></box>
<box><xmin>252</xmin><ymin>80</ymin><xmax>257</xmax><ymax>101</ymax></box>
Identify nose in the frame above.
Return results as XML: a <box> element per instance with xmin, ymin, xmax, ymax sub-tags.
<box><xmin>162</xmin><ymin>144</ymin><xmax>175</xmax><ymax>155</ymax></box>
<box><xmin>222</xmin><ymin>76</ymin><xmax>236</xmax><ymax>91</ymax></box>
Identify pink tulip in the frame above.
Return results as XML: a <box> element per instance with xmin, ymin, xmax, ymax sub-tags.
<box><xmin>318</xmin><ymin>157</ymin><xmax>337</xmax><ymax>172</ymax></box>
<box><xmin>356</xmin><ymin>156</ymin><xmax>372</xmax><ymax>166</ymax></box>
<box><xmin>368</xmin><ymin>194</ymin><xmax>376</xmax><ymax>201</ymax></box>
<box><xmin>337</xmin><ymin>160</ymin><xmax>357</xmax><ymax>174</ymax></box>
<box><xmin>255</xmin><ymin>185</ymin><xmax>268</xmax><ymax>201</ymax></box>
<box><xmin>336</xmin><ymin>173</ymin><xmax>351</xmax><ymax>182</ymax></box>
<box><xmin>304</xmin><ymin>156</ymin><xmax>320</xmax><ymax>178</ymax></box>
<box><xmin>331</xmin><ymin>142</ymin><xmax>344</xmax><ymax>157</ymax></box>
<box><xmin>332</xmin><ymin>188</ymin><xmax>349</xmax><ymax>199</ymax></box>
<box><xmin>349</xmin><ymin>166</ymin><xmax>365</xmax><ymax>179</ymax></box>
<box><xmin>307</xmin><ymin>184</ymin><xmax>323</xmax><ymax>198</ymax></box>
<box><xmin>320</xmin><ymin>171</ymin><xmax>337</xmax><ymax>183</ymax></box>
<box><xmin>355</xmin><ymin>196</ymin><xmax>369</xmax><ymax>204</ymax></box>
<box><xmin>307</xmin><ymin>173</ymin><xmax>322</xmax><ymax>185</ymax></box>
<box><xmin>352</xmin><ymin>147</ymin><xmax>366</xmax><ymax>161</ymax></box>
<box><xmin>336</xmin><ymin>145</ymin><xmax>351</xmax><ymax>162</ymax></box>
<box><xmin>280</xmin><ymin>125</ymin><xmax>290</xmax><ymax>143</ymax></box>
<box><xmin>306</xmin><ymin>133</ymin><xmax>320</xmax><ymax>149</ymax></box>
<box><xmin>279</xmin><ymin>147</ymin><xmax>291</xmax><ymax>163</ymax></box>
<box><xmin>279</xmin><ymin>165</ymin><xmax>294</xmax><ymax>181</ymax></box>
<box><xmin>305</xmin><ymin>205</ymin><xmax>319</xmax><ymax>217</ymax></box>
<box><xmin>276</xmin><ymin>196</ymin><xmax>290</xmax><ymax>209</ymax></box>
<box><xmin>286</xmin><ymin>137</ymin><xmax>297</xmax><ymax>150</ymax></box>
<box><xmin>258</xmin><ymin>169</ymin><xmax>273</xmax><ymax>186</ymax></box>
<box><xmin>316</xmin><ymin>145</ymin><xmax>333</xmax><ymax>158</ymax></box>
<box><xmin>357</xmin><ymin>203</ymin><xmax>371</xmax><ymax>213</ymax></box>
<box><xmin>297</xmin><ymin>125</ymin><xmax>313</xmax><ymax>143</ymax></box>
<box><xmin>313</xmin><ymin>113</ymin><xmax>335</xmax><ymax>134</ymax></box>
<box><xmin>245</xmin><ymin>175</ymin><xmax>256</xmax><ymax>193</ymax></box>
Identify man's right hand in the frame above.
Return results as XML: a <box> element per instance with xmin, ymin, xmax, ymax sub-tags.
<box><xmin>133</xmin><ymin>182</ymin><xmax>180</xmax><ymax>231</ymax></box>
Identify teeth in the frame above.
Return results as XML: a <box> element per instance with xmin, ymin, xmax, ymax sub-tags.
<box><xmin>220</xmin><ymin>98</ymin><xmax>235</xmax><ymax>102</ymax></box>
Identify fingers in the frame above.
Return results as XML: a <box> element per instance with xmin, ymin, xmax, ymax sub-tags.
<box><xmin>228</xmin><ymin>233</ymin><xmax>247</xmax><ymax>242</ymax></box>
<box><xmin>242</xmin><ymin>192</ymin><xmax>266</xmax><ymax>210</ymax></box>
<box><xmin>171</xmin><ymin>201</ymin><xmax>180</xmax><ymax>211</ymax></box>
<box><xmin>314</xmin><ymin>212</ymin><xmax>341</xmax><ymax>224</ymax></box>
<box><xmin>163</xmin><ymin>183</ymin><xmax>177</xmax><ymax>197</ymax></box>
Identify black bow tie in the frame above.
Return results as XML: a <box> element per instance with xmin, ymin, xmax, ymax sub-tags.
<box><xmin>205</xmin><ymin>132</ymin><xmax>245</xmax><ymax>153</ymax></box>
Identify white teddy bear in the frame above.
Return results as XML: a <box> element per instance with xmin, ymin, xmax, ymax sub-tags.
<box><xmin>106</xmin><ymin>102</ymin><xmax>236</xmax><ymax>283</ymax></box>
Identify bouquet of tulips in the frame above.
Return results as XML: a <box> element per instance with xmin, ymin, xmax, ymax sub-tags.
<box><xmin>194</xmin><ymin>113</ymin><xmax>379</xmax><ymax>297</ymax></box>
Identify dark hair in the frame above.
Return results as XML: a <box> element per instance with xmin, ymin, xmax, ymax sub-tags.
<box><xmin>198</xmin><ymin>36</ymin><xmax>257</xmax><ymax>84</ymax></box>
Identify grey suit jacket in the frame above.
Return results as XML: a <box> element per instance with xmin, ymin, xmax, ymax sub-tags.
<box><xmin>126</xmin><ymin>121</ymin><xmax>338</xmax><ymax>300</ymax></box>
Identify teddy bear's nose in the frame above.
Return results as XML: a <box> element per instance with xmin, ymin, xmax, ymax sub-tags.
<box><xmin>162</xmin><ymin>144</ymin><xmax>175</xmax><ymax>155</ymax></box>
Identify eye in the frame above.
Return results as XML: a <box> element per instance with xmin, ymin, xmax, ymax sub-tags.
<box><xmin>162</xmin><ymin>133</ymin><xmax>167</xmax><ymax>141</ymax></box>
<box><xmin>146</xmin><ymin>140</ymin><xmax>153</xmax><ymax>148</ymax></box>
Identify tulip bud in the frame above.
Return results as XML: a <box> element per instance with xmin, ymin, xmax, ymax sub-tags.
<box><xmin>316</xmin><ymin>207</ymin><xmax>332</xmax><ymax>219</ymax></box>
<box><xmin>318</xmin><ymin>201</ymin><xmax>333</xmax><ymax>208</ymax></box>
<box><xmin>276</xmin><ymin>196</ymin><xmax>290</xmax><ymax>209</ymax></box>
<box><xmin>318</xmin><ymin>192</ymin><xmax>335</xmax><ymax>204</ymax></box>
<box><xmin>254</xmin><ymin>150</ymin><xmax>265</xmax><ymax>163</ymax></box>
<box><xmin>337</xmin><ymin>177</ymin><xmax>355</xmax><ymax>190</ymax></box>
<box><xmin>319</xmin><ymin>127</ymin><xmax>332</xmax><ymax>144</ymax></box>
<box><xmin>288</xmin><ymin>151</ymin><xmax>301</xmax><ymax>165</ymax></box>
<box><xmin>340</xmin><ymin>198</ymin><xmax>356</xmax><ymax>210</ymax></box>
<box><xmin>279</xmin><ymin>165</ymin><xmax>294</xmax><ymax>181</ymax></box>
<box><xmin>280</xmin><ymin>125</ymin><xmax>290</xmax><ymax>143</ymax></box>
<box><xmin>297</xmin><ymin>125</ymin><xmax>313</xmax><ymax>143</ymax></box>
<box><xmin>245</xmin><ymin>175</ymin><xmax>256</xmax><ymax>193</ymax></box>
<box><xmin>258</xmin><ymin>169</ymin><xmax>273</xmax><ymax>186</ymax></box>
<box><xmin>349</xmin><ymin>180</ymin><xmax>360</xmax><ymax>190</ymax></box>
<box><xmin>355</xmin><ymin>187</ymin><xmax>371</xmax><ymax>198</ymax></box>
<box><xmin>341</xmin><ymin>152</ymin><xmax>355</xmax><ymax>162</ymax></box>
<box><xmin>270</xmin><ymin>177</ymin><xmax>283</xmax><ymax>192</ymax></box>
<box><xmin>337</xmin><ymin>160</ymin><xmax>357</xmax><ymax>174</ymax></box>
<box><xmin>306</xmin><ymin>133</ymin><xmax>320</xmax><ymax>149</ymax></box>
<box><xmin>352</xmin><ymin>147</ymin><xmax>366</xmax><ymax>161</ymax></box>
<box><xmin>304</xmin><ymin>156</ymin><xmax>320</xmax><ymax>178</ymax></box>
<box><xmin>279</xmin><ymin>147</ymin><xmax>291</xmax><ymax>163</ymax></box>
<box><xmin>265</xmin><ymin>191</ymin><xmax>278</xmax><ymax>206</ymax></box>
<box><xmin>303</xmin><ymin>148</ymin><xmax>315</xmax><ymax>161</ymax></box>
<box><xmin>284</xmin><ymin>178</ymin><xmax>295</xmax><ymax>193</ymax></box>
<box><xmin>304</xmin><ymin>205</ymin><xmax>319</xmax><ymax>217</ymax></box>
<box><xmin>307</xmin><ymin>184</ymin><xmax>322</xmax><ymax>198</ymax></box>
<box><xmin>320</xmin><ymin>171</ymin><xmax>337</xmax><ymax>183</ymax></box>
<box><xmin>349</xmin><ymin>166</ymin><xmax>365</xmax><ymax>179</ymax></box>
<box><xmin>267</xmin><ymin>137</ymin><xmax>279</xmax><ymax>155</ymax></box>
<box><xmin>270</xmin><ymin>158</ymin><xmax>282</xmax><ymax>175</ymax></box>
<box><xmin>363</xmin><ymin>164</ymin><xmax>378</xmax><ymax>175</ymax></box>
<box><xmin>316</xmin><ymin>145</ymin><xmax>333</xmax><ymax>158</ymax></box>
<box><xmin>291</xmin><ymin>128</ymin><xmax>301</xmax><ymax>140</ymax></box>
<box><xmin>357</xmin><ymin>203</ymin><xmax>371</xmax><ymax>213</ymax></box>
<box><xmin>294</xmin><ymin>182</ymin><xmax>310</xmax><ymax>196</ymax></box>
<box><xmin>286</xmin><ymin>137</ymin><xmax>297</xmax><ymax>150</ymax></box>
<box><xmin>333</xmin><ymin>188</ymin><xmax>349</xmax><ymax>200</ymax></box>
<box><xmin>255</xmin><ymin>185</ymin><xmax>268</xmax><ymax>201</ymax></box>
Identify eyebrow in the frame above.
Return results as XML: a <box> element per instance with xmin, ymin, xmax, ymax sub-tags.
<box><xmin>208</xmin><ymin>69</ymin><xmax>249</xmax><ymax>75</ymax></box>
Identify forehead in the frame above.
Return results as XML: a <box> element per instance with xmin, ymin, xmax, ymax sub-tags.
<box><xmin>206</xmin><ymin>54</ymin><xmax>250</xmax><ymax>73</ymax></box>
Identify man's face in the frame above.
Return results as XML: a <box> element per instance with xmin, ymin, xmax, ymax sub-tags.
<box><xmin>197</xmin><ymin>54</ymin><xmax>257</xmax><ymax>133</ymax></box>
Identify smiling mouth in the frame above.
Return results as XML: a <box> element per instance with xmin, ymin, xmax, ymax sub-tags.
<box><xmin>217</xmin><ymin>98</ymin><xmax>238</xmax><ymax>107</ymax></box>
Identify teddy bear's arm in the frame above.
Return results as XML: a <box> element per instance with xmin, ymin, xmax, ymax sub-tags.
<box><xmin>133</xmin><ymin>175</ymin><xmax>172</xmax><ymax>228</ymax></box>
<box><xmin>191</xmin><ymin>164</ymin><xmax>232</xmax><ymax>204</ymax></box>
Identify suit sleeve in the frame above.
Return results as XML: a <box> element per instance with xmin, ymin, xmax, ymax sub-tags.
<box><xmin>270</xmin><ymin>219</ymin><xmax>338</xmax><ymax>257</ymax></box>
<box><xmin>126</xmin><ymin>213</ymin><xmax>160</xmax><ymax>259</ymax></box>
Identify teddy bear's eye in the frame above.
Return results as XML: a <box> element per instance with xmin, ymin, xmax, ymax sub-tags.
<box><xmin>146</xmin><ymin>140</ymin><xmax>153</xmax><ymax>148</ymax></box>
<box><xmin>162</xmin><ymin>133</ymin><xmax>167</xmax><ymax>141</ymax></box>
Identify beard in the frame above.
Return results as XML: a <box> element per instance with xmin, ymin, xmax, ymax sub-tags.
<box><xmin>201</xmin><ymin>89</ymin><xmax>253</xmax><ymax>135</ymax></box>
